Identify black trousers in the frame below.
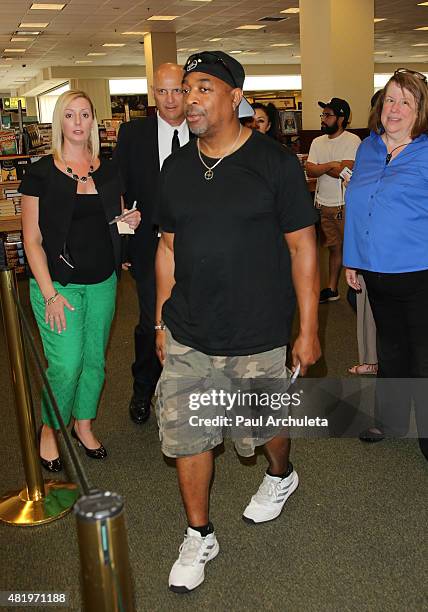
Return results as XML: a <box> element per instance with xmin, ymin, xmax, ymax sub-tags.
<box><xmin>131</xmin><ymin>233</ymin><xmax>162</xmax><ymax>400</ymax></box>
<box><xmin>363</xmin><ymin>270</ymin><xmax>428</xmax><ymax>455</ymax></box>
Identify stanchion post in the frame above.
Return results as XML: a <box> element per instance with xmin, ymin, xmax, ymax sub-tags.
<box><xmin>0</xmin><ymin>267</ymin><xmax>78</xmax><ymax>526</ymax></box>
<box><xmin>0</xmin><ymin>267</ymin><xmax>44</xmax><ymax>501</ymax></box>
<box><xmin>75</xmin><ymin>490</ymin><xmax>135</xmax><ymax>612</ymax></box>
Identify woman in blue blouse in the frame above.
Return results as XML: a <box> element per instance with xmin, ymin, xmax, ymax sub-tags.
<box><xmin>344</xmin><ymin>69</ymin><xmax>428</xmax><ymax>461</ymax></box>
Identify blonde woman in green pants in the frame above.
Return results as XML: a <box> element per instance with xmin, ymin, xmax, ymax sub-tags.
<box><xmin>21</xmin><ymin>90</ymin><xmax>140</xmax><ymax>471</ymax></box>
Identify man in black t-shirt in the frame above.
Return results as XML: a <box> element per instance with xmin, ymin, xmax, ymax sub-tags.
<box><xmin>154</xmin><ymin>51</ymin><xmax>320</xmax><ymax>594</ymax></box>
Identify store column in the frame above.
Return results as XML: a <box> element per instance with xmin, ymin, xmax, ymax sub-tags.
<box><xmin>300</xmin><ymin>0</ymin><xmax>374</xmax><ymax>129</ymax></box>
<box><xmin>69</xmin><ymin>79</ymin><xmax>112</xmax><ymax>120</ymax></box>
<box><xmin>143</xmin><ymin>32</ymin><xmax>178</xmax><ymax>107</ymax></box>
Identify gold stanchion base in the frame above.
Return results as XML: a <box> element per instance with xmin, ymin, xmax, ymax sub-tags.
<box><xmin>0</xmin><ymin>480</ymin><xmax>79</xmax><ymax>526</ymax></box>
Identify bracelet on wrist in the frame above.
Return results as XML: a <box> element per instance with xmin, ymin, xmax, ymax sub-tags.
<box><xmin>45</xmin><ymin>291</ymin><xmax>59</xmax><ymax>306</ymax></box>
<box><xmin>154</xmin><ymin>321</ymin><xmax>166</xmax><ymax>331</ymax></box>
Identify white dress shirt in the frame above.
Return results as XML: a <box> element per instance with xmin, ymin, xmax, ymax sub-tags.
<box><xmin>157</xmin><ymin>112</ymin><xmax>189</xmax><ymax>169</ymax></box>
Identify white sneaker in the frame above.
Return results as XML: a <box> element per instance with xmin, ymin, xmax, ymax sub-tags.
<box><xmin>242</xmin><ymin>469</ymin><xmax>299</xmax><ymax>524</ymax></box>
<box><xmin>169</xmin><ymin>527</ymin><xmax>220</xmax><ymax>593</ymax></box>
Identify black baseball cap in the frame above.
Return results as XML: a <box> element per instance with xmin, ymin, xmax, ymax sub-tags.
<box><xmin>318</xmin><ymin>97</ymin><xmax>351</xmax><ymax>121</ymax></box>
<box><xmin>183</xmin><ymin>50</ymin><xmax>254</xmax><ymax>118</ymax></box>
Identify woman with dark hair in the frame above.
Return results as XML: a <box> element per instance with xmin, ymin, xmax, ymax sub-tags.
<box><xmin>344</xmin><ymin>68</ymin><xmax>428</xmax><ymax>460</ymax></box>
<box><xmin>252</xmin><ymin>102</ymin><xmax>281</xmax><ymax>141</ymax></box>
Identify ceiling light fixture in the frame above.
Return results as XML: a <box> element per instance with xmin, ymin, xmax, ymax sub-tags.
<box><xmin>122</xmin><ymin>32</ymin><xmax>148</xmax><ymax>35</ymax></box>
<box><xmin>230</xmin><ymin>50</ymin><xmax>242</xmax><ymax>54</ymax></box>
<box><xmin>30</xmin><ymin>3</ymin><xmax>65</xmax><ymax>9</ymax></box>
<box><xmin>374</xmin><ymin>18</ymin><xmax>387</xmax><ymax>23</ymax></box>
<box><xmin>147</xmin><ymin>16</ymin><xmax>178</xmax><ymax>21</ymax></box>
<box><xmin>4</xmin><ymin>49</ymin><xmax>26</xmax><ymax>53</ymax></box>
<box><xmin>75</xmin><ymin>60</ymin><xmax>92</xmax><ymax>63</ymax></box>
<box><xmin>417</xmin><ymin>1</ymin><xmax>428</xmax><ymax>5</ymax></box>
<box><xmin>19</xmin><ymin>22</ymin><xmax>49</xmax><ymax>27</ymax></box>
<box><xmin>280</xmin><ymin>8</ymin><xmax>300</xmax><ymax>13</ymax></box>
<box><xmin>87</xmin><ymin>52</ymin><xmax>106</xmax><ymax>56</ymax></box>
<box><xmin>10</xmin><ymin>37</ymin><xmax>32</xmax><ymax>42</ymax></box>
<box><xmin>14</xmin><ymin>30</ymin><xmax>41</xmax><ymax>35</ymax></box>
<box><xmin>412</xmin><ymin>42</ymin><xmax>428</xmax><ymax>45</ymax></box>
<box><xmin>414</xmin><ymin>25</ymin><xmax>428</xmax><ymax>29</ymax></box>
<box><xmin>270</xmin><ymin>43</ymin><xmax>293</xmax><ymax>47</ymax></box>
<box><xmin>208</xmin><ymin>38</ymin><xmax>223</xmax><ymax>42</ymax></box>
<box><xmin>102</xmin><ymin>43</ymin><xmax>125</xmax><ymax>47</ymax></box>
<box><xmin>236</xmin><ymin>25</ymin><xmax>264</xmax><ymax>30</ymax></box>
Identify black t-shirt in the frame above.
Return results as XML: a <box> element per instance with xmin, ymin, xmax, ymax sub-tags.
<box><xmin>154</xmin><ymin>130</ymin><xmax>318</xmax><ymax>356</ymax></box>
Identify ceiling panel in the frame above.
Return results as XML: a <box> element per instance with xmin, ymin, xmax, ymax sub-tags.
<box><xmin>0</xmin><ymin>0</ymin><xmax>427</xmax><ymax>91</ymax></box>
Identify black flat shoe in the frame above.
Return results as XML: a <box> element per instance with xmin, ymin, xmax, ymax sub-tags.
<box><xmin>129</xmin><ymin>395</ymin><xmax>151</xmax><ymax>424</ymax></box>
<box><xmin>38</xmin><ymin>426</ymin><xmax>63</xmax><ymax>472</ymax></box>
<box><xmin>71</xmin><ymin>427</ymin><xmax>107</xmax><ymax>459</ymax></box>
<box><xmin>359</xmin><ymin>428</ymin><xmax>385</xmax><ymax>443</ymax></box>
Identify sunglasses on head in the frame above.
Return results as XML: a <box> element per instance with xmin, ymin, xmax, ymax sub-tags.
<box><xmin>184</xmin><ymin>52</ymin><xmax>238</xmax><ymax>88</ymax></box>
<box><xmin>393</xmin><ymin>68</ymin><xmax>427</xmax><ymax>84</ymax></box>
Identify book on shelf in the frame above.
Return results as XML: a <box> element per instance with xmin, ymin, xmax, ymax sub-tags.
<box><xmin>0</xmin><ymin>159</ymin><xmax>18</xmax><ymax>182</ymax></box>
<box><xmin>0</xmin><ymin>130</ymin><xmax>17</xmax><ymax>155</ymax></box>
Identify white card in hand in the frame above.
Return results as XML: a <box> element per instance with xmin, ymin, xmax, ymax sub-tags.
<box><xmin>117</xmin><ymin>221</ymin><xmax>134</xmax><ymax>235</ymax></box>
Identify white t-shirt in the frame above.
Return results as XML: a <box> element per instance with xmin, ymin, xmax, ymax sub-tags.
<box><xmin>157</xmin><ymin>112</ymin><xmax>189</xmax><ymax>169</ymax></box>
<box><xmin>307</xmin><ymin>130</ymin><xmax>361</xmax><ymax>206</ymax></box>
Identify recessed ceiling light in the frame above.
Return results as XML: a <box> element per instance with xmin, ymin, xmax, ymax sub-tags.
<box><xmin>19</xmin><ymin>22</ymin><xmax>49</xmax><ymax>27</ymax></box>
<box><xmin>4</xmin><ymin>49</ymin><xmax>26</xmax><ymax>52</ymax></box>
<box><xmin>75</xmin><ymin>60</ymin><xmax>92</xmax><ymax>63</ymax></box>
<box><xmin>280</xmin><ymin>7</ymin><xmax>299</xmax><ymax>13</ymax></box>
<box><xmin>30</xmin><ymin>3</ymin><xmax>65</xmax><ymax>9</ymax></box>
<box><xmin>236</xmin><ymin>25</ymin><xmax>264</xmax><ymax>30</ymax></box>
<box><xmin>411</xmin><ymin>54</ymin><xmax>428</xmax><ymax>57</ymax></box>
<box><xmin>10</xmin><ymin>37</ymin><xmax>32</xmax><ymax>42</ymax></box>
<box><xmin>121</xmin><ymin>31</ymin><xmax>148</xmax><ymax>35</ymax></box>
<box><xmin>417</xmin><ymin>1</ymin><xmax>428</xmax><ymax>5</ymax></box>
<box><xmin>14</xmin><ymin>30</ymin><xmax>41</xmax><ymax>35</ymax></box>
<box><xmin>209</xmin><ymin>38</ymin><xmax>223</xmax><ymax>42</ymax></box>
<box><xmin>414</xmin><ymin>26</ymin><xmax>428</xmax><ymax>29</ymax></box>
<box><xmin>374</xmin><ymin>18</ymin><xmax>386</xmax><ymax>23</ymax></box>
<box><xmin>230</xmin><ymin>50</ymin><xmax>242</xmax><ymax>54</ymax></box>
<box><xmin>102</xmin><ymin>43</ymin><xmax>125</xmax><ymax>47</ymax></box>
<box><xmin>147</xmin><ymin>15</ymin><xmax>178</xmax><ymax>21</ymax></box>
<box><xmin>412</xmin><ymin>42</ymin><xmax>428</xmax><ymax>45</ymax></box>
<box><xmin>374</xmin><ymin>51</ymin><xmax>389</xmax><ymax>54</ymax></box>
<box><xmin>270</xmin><ymin>43</ymin><xmax>293</xmax><ymax>47</ymax></box>
<box><xmin>87</xmin><ymin>52</ymin><xmax>106</xmax><ymax>56</ymax></box>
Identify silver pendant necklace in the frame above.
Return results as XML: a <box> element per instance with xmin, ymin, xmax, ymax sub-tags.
<box><xmin>197</xmin><ymin>125</ymin><xmax>242</xmax><ymax>180</ymax></box>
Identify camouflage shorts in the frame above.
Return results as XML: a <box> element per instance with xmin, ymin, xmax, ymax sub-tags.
<box><xmin>155</xmin><ymin>329</ymin><xmax>290</xmax><ymax>458</ymax></box>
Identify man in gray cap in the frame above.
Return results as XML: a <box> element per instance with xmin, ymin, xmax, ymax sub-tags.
<box><xmin>153</xmin><ymin>50</ymin><xmax>320</xmax><ymax>593</ymax></box>
<box><xmin>306</xmin><ymin>98</ymin><xmax>361</xmax><ymax>304</ymax></box>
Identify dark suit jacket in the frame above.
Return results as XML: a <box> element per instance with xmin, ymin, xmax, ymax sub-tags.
<box><xmin>114</xmin><ymin>116</ymin><xmax>161</xmax><ymax>282</ymax></box>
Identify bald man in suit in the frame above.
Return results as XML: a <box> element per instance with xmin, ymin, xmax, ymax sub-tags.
<box><xmin>115</xmin><ymin>63</ymin><xmax>189</xmax><ymax>424</ymax></box>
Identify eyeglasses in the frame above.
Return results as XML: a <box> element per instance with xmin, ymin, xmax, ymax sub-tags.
<box><xmin>184</xmin><ymin>52</ymin><xmax>238</xmax><ymax>88</ymax></box>
<box><xmin>320</xmin><ymin>112</ymin><xmax>336</xmax><ymax>119</ymax></box>
<box><xmin>393</xmin><ymin>68</ymin><xmax>427</xmax><ymax>84</ymax></box>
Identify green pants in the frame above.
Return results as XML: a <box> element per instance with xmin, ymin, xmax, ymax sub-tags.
<box><xmin>30</xmin><ymin>273</ymin><xmax>117</xmax><ymax>429</ymax></box>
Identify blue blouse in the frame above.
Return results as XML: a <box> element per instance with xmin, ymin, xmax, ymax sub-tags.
<box><xmin>343</xmin><ymin>131</ymin><xmax>428</xmax><ymax>273</ymax></box>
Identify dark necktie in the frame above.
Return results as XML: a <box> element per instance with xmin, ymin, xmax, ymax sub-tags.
<box><xmin>171</xmin><ymin>129</ymin><xmax>180</xmax><ymax>153</ymax></box>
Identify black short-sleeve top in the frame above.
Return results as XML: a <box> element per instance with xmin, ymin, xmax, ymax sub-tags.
<box><xmin>154</xmin><ymin>130</ymin><xmax>318</xmax><ymax>356</ymax></box>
